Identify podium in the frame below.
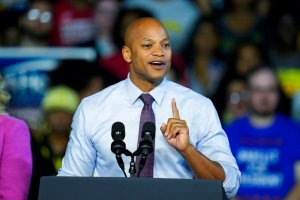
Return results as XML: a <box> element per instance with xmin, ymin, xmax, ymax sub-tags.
<box><xmin>38</xmin><ymin>176</ymin><xmax>228</xmax><ymax>200</ymax></box>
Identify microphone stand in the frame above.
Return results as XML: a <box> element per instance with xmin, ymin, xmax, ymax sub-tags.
<box><xmin>121</xmin><ymin>148</ymin><xmax>148</xmax><ymax>178</ymax></box>
<box><xmin>112</xmin><ymin>146</ymin><xmax>137</xmax><ymax>178</ymax></box>
<box><xmin>111</xmin><ymin>138</ymin><xmax>152</xmax><ymax>177</ymax></box>
<box><xmin>123</xmin><ymin>149</ymin><xmax>136</xmax><ymax>177</ymax></box>
<box><xmin>132</xmin><ymin>148</ymin><xmax>149</xmax><ymax>177</ymax></box>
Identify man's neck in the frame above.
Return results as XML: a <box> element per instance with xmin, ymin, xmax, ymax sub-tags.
<box><xmin>129</xmin><ymin>75</ymin><xmax>163</xmax><ymax>92</ymax></box>
<box><xmin>249</xmin><ymin>113</ymin><xmax>275</xmax><ymax>128</ymax></box>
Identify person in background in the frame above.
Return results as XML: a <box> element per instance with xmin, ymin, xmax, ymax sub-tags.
<box><xmin>224</xmin><ymin>66</ymin><xmax>300</xmax><ymax>199</ymax></box>
<box><xmin>213</xmin><ymin>41</ymin><xmax>266</xmax><ymax>123</ymax></box>
<box><xmin>91</xmin><ymin>0</ymin><xmax>121</xmax><ymax>58</ymax></box>
<box><xmin>18</xmin><ymin>0</ymin><xmax>53</xmax><ymax>47</ymax></box>
<box><xmin>58</xmin><ymin>17</ymin><xmax>240</xmax><ymax>199</ymax></box>
<box><xmin>29</xmin><ymin>85</ymin><xmax>80</xmax><ymax>200</ymax></box>
<box><xmin>183</xmin><ymin>17</ymin><xmax>225</xmax><ymax>98</ymax></box>
<box><xmin>0</xmin><ymin>74</ymin><xmax>32</xmax><ymax>200</ymax></box>
<box><xmin>41</xmin><ymin>85</ymin><xmax>80</xmax><ymax>172</ymax></box>
<box><xmin>216</xmin><ymin>0</ymin><xmax>268</xmax><ymax>59</ymax></box>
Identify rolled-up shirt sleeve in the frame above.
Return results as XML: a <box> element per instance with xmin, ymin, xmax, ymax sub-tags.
<box><xmin>195</xmin><ymin>100</ymin><xmax>241</xmax><ymax>199</ymax></box>
<box><xmin>219</xmin><ymin>162</ymin><xmax>241</xmax><ymax>199</ymax></box>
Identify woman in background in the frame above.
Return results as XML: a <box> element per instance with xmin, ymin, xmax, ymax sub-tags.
<box><xmin>0</xmin><ymin>74</ymin><xmax>32</xmax><ymax>200</ymax></box>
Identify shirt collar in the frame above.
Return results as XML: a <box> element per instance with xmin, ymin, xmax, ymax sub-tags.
<box><xmin>125</xmin><ymin>74</ymin><xmax>167</xmax><ymax>106</ymax></box>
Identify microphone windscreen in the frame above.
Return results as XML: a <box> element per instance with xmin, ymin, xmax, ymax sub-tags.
<box><xmin>142</xmin><ymin>121</ymin><xmax>156</xmax><ymax>140</ymax></box>
<box><xmin>111</xmin><ymin>122</ymin><xmax>125</xmax><ymax>140</ymax></box>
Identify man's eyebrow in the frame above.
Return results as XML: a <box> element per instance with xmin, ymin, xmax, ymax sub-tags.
<box><xmin>142</xmin><ymin>38</ymin><xmax>170</xmax><ymax>42</ymax></box>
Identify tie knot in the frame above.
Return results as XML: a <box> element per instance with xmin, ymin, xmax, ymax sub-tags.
<box><xmin>140</xmin><ymin>93</ymin><xmax>154</xmax><ymax>106</ymax></box>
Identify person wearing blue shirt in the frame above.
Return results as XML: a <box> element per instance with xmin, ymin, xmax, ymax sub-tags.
<box><xmin>225</xmin><ymin>66</ymin><xmax>300</xmax><ymax>199</ymax></box>
<box><xmin>58</xmin><ymin>17</ymin><xmax>240</xmax><ymax>199</ymax></box>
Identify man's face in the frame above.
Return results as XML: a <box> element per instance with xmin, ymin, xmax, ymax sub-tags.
<box><xmin>236</xmin><ymin>45</ymin><xmax>261</xmax><ymax>76</ymax></box>
<box><xmin>94</xmin><ymin>0</ymin><xmax>119</xmax><ymax>31</ymax></box>
<box><xmin>23</xmin><ymin>1</ymin><xmax>53</xmax><ymax>37</ymax></box>
<box><xmin>248</xmin><ymin>70</ymin><xmax>279</xmax><ymax>116</ymax></box>
<box><xmin>47</xmin><ymin>110</ymin><xmax>73</xmax><ymax>134</ymax></box>
<box><xmin>122</xmin><ymin>19</ymin><xmax>171</xmax><ymax>89</ymax></box>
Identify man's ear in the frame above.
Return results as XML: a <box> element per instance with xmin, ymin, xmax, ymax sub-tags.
<box><xmin>122</xmin><ymin>46</ymin><xmax>132</xmax><ymax>63</ymax></box>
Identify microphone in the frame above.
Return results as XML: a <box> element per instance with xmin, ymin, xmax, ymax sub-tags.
<box><xmin>111</xmin><ymin>122</ymin><xmax>127</xmax><ymax>177</ymax></box>
<box><xmin>137</xmin><ymin>121</ymin><xmax>156</xmax><ymax>176</ymax></box>
<box><xmin>139</xmin><ymin>121</ymin><xmax>156</xmax><ymax>156</ymax></box>
<box><xmin>111</xmin><ymin>122</ymin><xmax>125</xmax><ymax>142</ymax></box>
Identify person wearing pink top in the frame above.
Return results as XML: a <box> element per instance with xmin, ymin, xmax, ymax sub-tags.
<box><xmin>0</xmin><ymin>74</ymin><xmax>32</xmax><ymax>200</ymax></box>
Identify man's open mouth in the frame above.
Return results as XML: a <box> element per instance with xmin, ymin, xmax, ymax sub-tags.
<box><xmin>149</xmin><ymin>61</ymin><xmax>165</xmax><ymax>66</ymax></box>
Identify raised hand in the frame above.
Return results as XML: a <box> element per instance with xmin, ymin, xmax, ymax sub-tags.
<box><xmin>160</xmin><ymin>98</ymin><xmax>190</xmax><ymax>152</ymax></box>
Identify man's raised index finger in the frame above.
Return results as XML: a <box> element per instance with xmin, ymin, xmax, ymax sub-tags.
<box><xmin>172</xmin><ymin>98</ymin><xmax>180</xmax><ymax>119</ymax></box>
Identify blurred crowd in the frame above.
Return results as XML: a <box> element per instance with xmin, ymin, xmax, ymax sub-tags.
<box><xmin>1</xmin><ymin>0</ymin><xmax>300</xmax><ymax>199</ymax></box>
<box><xmin>1</xmin><ymin>0</ymin><xmax>300</xmax><ymax>122</ymax></box>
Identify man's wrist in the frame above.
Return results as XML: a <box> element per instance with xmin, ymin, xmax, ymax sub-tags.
<box><xmin>180</xmin><ymin>144</ymin><xmax>194</xmax><ymax>158</ymax></box>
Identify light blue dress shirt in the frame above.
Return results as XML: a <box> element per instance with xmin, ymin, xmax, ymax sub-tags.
<box><xmin>58</xmin><ymin>76</ymin><xmax>240</xmax><ymax>198</ymax></box>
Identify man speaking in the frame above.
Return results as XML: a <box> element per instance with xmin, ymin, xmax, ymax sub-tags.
<box><xmin>58</xmin><ymin>17</ymin><xmax>240</xmax><ymax>199</ymax></box>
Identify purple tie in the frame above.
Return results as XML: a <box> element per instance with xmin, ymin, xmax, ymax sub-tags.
<box><xmin>136</xmin><ymin>93</ymin><xmax>155</xmax><ymax>177</ymax></box>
